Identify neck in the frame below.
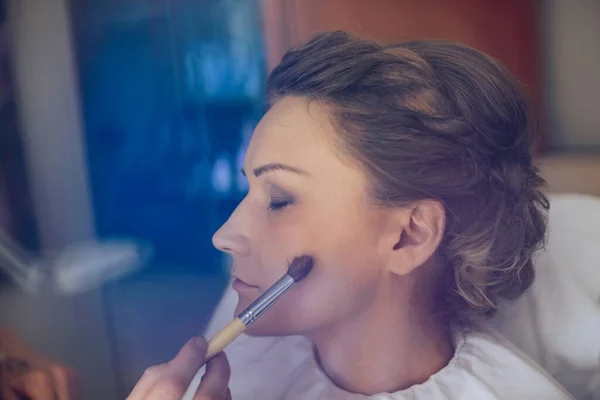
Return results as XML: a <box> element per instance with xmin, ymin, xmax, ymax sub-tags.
<box><xmin>309</xmin><ymin>281</ymin><xmax>453</xmax><ymax>395</ymax></box>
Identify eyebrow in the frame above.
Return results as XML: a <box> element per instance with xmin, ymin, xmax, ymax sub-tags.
<box><xmin>241</xmin><ymin>163</ymin><xmax>310</xmax><ymax>178</ymax></box>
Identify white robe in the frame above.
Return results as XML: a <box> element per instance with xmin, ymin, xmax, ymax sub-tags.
<box><xmin>185</xmin><ymin>287</ymin><xmax>572</xmax><ymax>400</ymax></box>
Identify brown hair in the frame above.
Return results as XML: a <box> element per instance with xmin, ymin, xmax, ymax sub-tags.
<box><xmin>266</xmin><ymin>31</ymin><xmax>549</xmax><ymax>328</ymax></box>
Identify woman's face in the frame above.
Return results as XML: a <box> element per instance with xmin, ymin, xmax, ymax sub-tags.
<box><xmin>212</xmin><ymin>97</ymin><xmax>394</xmax><ymax>336</ymax></box>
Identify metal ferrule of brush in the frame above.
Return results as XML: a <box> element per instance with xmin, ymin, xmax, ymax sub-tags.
<box><xmin>237</xmin><ymin>274</ymin><xmax>295</xmax><ymax>325</ymax></box>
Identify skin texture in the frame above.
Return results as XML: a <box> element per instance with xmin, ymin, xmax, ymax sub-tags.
<box><xmin>212</xmin><ymin>97</ymin><xmax>453</xmax><ymax>395</ymax></box>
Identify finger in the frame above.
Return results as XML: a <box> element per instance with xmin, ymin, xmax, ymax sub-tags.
<box><xmin>48</xmin><ymin>365</ymin><xmax>77</xmax><ymax>400</ymax></box>
<box><xmin>2</xmin><ymin>362</ymin><xmax>22</xmax><ymax>400</ymax></box>
<box><xmin>2</xmin><ymin>385</ymin><xmax>21</xmax><ymax>400</ymax></box>
<box><xmin>126</xmin><ymin>364</ymin><xmax>167</xmax><ymax>400</ymax></box>
<box><xmin>13</xmin><ymin>370</ymin><xmax>57</xmax><ymax>400</ymax></box>
<box><xmin>144</xmin><ymin>337</ymin><xmax>208</xmax><ymax>400</ymax></box>
<box><xmin>194</xmin><ymin>352</ymin><xmax>230</xmax><ymax>400</ymax></box>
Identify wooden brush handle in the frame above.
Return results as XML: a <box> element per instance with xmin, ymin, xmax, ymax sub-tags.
<box><xmin>205</xmin><ymin>318</ymin><xmax>246</xmax><ymax>360</ymax></box>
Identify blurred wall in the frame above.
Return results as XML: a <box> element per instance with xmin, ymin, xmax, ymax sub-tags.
<box><xmin>2</xmin><ymin>0</ymin><xmax>119</xmax><ymax>399</ymax></box>
<box><xmin>6</xmin><ymin>0</ymin><xmax>94</xmax><ymax>250</ymax></box>
<box><xmin>543</xmin><ymin>0</ymin><xmax>600</xmax><ymax>151</ymax></box>
<box><xmin>537</xmin><ymin>0</ymin><xmax>600</xmax><ymax>197</ymax></box>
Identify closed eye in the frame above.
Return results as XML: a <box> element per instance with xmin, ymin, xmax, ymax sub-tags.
<box><xmin>267</xmin><ymin>185</ymin><xmax>295</xmax><ymax>212</ymax></box>
<box><xmin>268</xmin><ymin>198</ymin><xmax>292</xmax><ymax>212</ymax></box>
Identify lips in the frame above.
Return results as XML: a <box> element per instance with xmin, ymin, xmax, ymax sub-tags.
<box><xmin>231</xmin><ymin>277</ymin><xmax>260</xmax><ymax>292</ymax></box>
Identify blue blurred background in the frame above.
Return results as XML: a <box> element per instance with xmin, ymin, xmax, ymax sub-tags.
<box><xmin>71</xmin><ymin>0</ymin><xmax>265</xmax><ymax>273</ymax></box>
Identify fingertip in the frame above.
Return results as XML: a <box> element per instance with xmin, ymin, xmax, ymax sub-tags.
<box><xmin>16</xmin><ymin>370</ymin><xmax>55</xmax><ymax>400</ymax></box>
<box><xmin>206</xmin><ymin>351</ymin><xmax>230</xmax><ymax>379</ymax></box>
<box><xmin>176</xmin><ymin>337</ymin><xmax>206</xmax><ymax>363</ymax></box>
<box><xmin>192</xmin><ymin>337</ymin><xmax>208</xmax><ymax>356</ymax></box>
<box><xmin>24</xmin><ymin>370</ymin><xmax>53</xmax><ymax>389</ymax></box>
<box><xmin>161</xmin><ymin>337</ymin><xmax>207</xmax><ymax>382</ymax></box>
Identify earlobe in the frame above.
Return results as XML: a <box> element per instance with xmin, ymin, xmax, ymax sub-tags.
<box><xmin>386</xmin><ymin>200</ymin><xmax>446</xmax><ymax>276</ymax></box>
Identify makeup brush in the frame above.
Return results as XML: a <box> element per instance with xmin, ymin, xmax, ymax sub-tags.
<box><xmin>181</xmin><ymin>256</ymin><xmax>314</xmax><ymax>400</ymax></box>
<box><xmin>205</xmin><ymin>255</ymin><xmax>314</xmax><ymax>360</ymax></box>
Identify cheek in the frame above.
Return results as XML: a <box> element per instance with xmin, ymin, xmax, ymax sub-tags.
<box><xmin>302</xmin><ymin>231</ymin><xmax>382</xmax><ymax>316</ymax></box>
<box><xmin>245</xmin><ymin>240</ymin><xmax>382</xmax><ymax>336</ymax></box>
<box><xmin>244</xmin><ymin>209</ymin><xmax>384</xmax><ymax>335</ymax></box>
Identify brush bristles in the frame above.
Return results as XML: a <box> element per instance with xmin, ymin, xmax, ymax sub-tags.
<box><xmin>287</xmin><ymin>255</ymin><xmax>314</xmax><ymax>282</ymax></box>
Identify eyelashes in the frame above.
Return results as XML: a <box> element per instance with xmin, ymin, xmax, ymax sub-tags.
<box><xmin>267</xmin><ymin>188</ymin><xmax>295</xmax><ymax>212</ymax></box>
<box><xmin>263</xmin><ymin>183</ymin><xmax>295</xmax><ymax>213</ymax></box>
<box><xmin>267</xmin><ymin>197</ymin><xmax>293</xmax><ymax>212</ymax></box>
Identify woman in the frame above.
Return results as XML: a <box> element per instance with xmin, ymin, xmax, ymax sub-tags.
<box><xmin>130</xmin><ymin>31</ymin><xmax>571</xmax><ymax>399</ymax></box>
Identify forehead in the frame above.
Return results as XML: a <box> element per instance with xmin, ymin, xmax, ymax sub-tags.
<box><xmin>245</xmin><ymin>97</ymin><xmax>356</xmax><ymax>175</ymax></box>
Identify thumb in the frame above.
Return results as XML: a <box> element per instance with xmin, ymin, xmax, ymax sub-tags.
<box><xmin>132</xmin><ymin>337</ymin><xmax>207</xmax><ymax>400</ymax></box>
<box><xmin>163</xmin><ymin>337</ymin><xmax>208</xmax><ymax>380</ymax></box>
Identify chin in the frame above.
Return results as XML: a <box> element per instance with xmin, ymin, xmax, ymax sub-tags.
<box><xmin>234</xmin><ymin>301</ymin><xmax>296</xmax><ymax>337</ymax></box>
<box><xmin>243</xmin><ymin>322</ymin><xmax>281</xmax><ymax>337</ymax></box>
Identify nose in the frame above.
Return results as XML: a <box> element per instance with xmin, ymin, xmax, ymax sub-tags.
<box><xmin>212</xmin><ymin>205</ymin><xmax>251</xmax><ymax>257</ymax></box>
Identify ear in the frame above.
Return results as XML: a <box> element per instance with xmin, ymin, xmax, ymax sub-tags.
<box><xmin>382</xmin><ymin>200</ymin><xmax>446</xmax><ymax>276</ymax></box>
